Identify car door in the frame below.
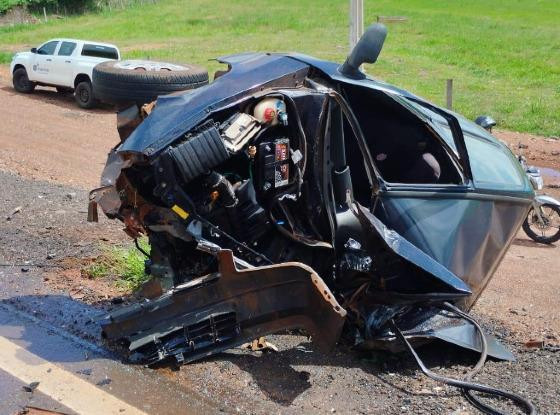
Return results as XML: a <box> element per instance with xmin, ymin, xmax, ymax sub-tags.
<box><xmin>31</xmin><ymin>40</ymin><xmax>60</xmax><ymax>84</ymax></box>
<box><xmin>340</xmin><ymin>87</ymin><xmax>533</xmax><ymax>307</ymax></box>
<box><xmin>319</xmin><ymin>96</ymin><xmax>471</xmax><ymax>301</ymax></box>
<box><xmin>52</xmin><ymin>41</ymin><xmax>78</xmax><ymax>87</ymax></box>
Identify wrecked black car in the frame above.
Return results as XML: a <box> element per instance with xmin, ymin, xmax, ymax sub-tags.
<box><xmin>89</xmin><ymin>25</ymin><xmax>534</xmax><ymax>369</ymax></box>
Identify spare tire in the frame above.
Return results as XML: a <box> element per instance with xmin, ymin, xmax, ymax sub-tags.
<box><xmin>92</xmin><ymin>60</ymin><xmax>209</xmax><ymax>105</ymax></box>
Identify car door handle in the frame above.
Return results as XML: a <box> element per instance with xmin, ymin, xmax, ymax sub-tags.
<box><xmin>65</xmin><ymin>60</ymin><xmax>71</xmax><ymax>63</ymax></box>
<box><xmin>46</xmin><ymin>58</ymin><xmax>52</xmax><ymax>62</ymax></box>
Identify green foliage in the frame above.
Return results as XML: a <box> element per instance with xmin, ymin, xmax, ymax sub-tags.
<box><xmin>0</xmin><ymin>0</ymin><xmax>96</xmax><ymax>14</ymax></box>
<box><xmin>0</xmin><ymin>50</ymin><xmax>12</xmax><ymax>63</ymax></box>
<box><xmin>27</xmin><ymin>0</ymin><xmax>96</xmax><ymax>14</ymax></box>
<box><xmin>0</xmin><ymin>0</ymin><xmax>24</xmax><ymax>15</ymax></box>
<box><xmin>0</xmin><ymin>0</ymin><xmax>558</xmax><ymax>136</ymax></box>
<box><xmin>84</xmin><ymin>238</ymin><xmax>151</xmax><ymax>291</ymax></box>
<box><xmin>86</xmin><ymin>261</ymin><xmax>110</xmax><ymax>279</ymax></box>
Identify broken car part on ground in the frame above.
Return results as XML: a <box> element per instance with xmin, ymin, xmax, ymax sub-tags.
<box><xmin>89</xmin><ymin>25</ymin><xmax>537</xmax><ymax>413</ymax></box>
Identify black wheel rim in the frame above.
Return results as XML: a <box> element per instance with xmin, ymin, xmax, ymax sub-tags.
<box><xmin>17</xmin><ymin>73</ymin><xmax>29</xmax><ymax>89</ymax></box>
<box><xmin>79</xmin><ymin>87</ymin><xmax>90</xmax><ymax>103</ymax></box>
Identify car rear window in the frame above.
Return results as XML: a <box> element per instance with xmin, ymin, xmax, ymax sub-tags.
<box><xmin>81</xmin><ymin>44</ymin><xmax>118</xmax><ymax>59</ymax></box>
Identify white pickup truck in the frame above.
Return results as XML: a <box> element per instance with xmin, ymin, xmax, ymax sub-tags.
<box><xmin>10</xmin><ymin>38</ymin><xmax>120</xmax><ymax>108</ymax></box>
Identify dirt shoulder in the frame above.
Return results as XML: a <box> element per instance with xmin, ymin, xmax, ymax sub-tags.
<box><xmin>495</xmin><ymin>129</ymin><xmax>560</xmax><ymax>172</ymax></box>
<box><xmin>0</xmin><ymin>65</ymin><xmax>119</xmax><ymax>189</ymax></box>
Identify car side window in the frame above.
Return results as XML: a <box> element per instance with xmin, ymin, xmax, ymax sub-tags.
<box><xmin>37</xmin><ymin>41</ymin><xmax>59</xmax><ymax>56</ymax></box>
<box><xmin>58</xmin><ymin>42</ymin><xmax>77</xmax><ymax>57</ymax></box>
<box><xmin>341</xmin><ymin>85</ymin><xmax>463</xmax><ymax>186</ymax></box>
<box><xmin>464</xmin><ymin>133</ymin><xmax>525</xmax><ymax>189</ymax></box>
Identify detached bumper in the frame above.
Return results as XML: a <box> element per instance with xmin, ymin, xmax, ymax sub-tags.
<box><xmin>101</xmin><ymin>250</ymin><xmax>347</xmax><ymax>365</ymax></box>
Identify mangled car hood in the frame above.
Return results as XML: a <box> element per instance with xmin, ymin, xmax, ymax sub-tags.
<box><xmin>120</xmin><ymin>53</ymin><xmax>310</xmax><ymax>156</ymax></box>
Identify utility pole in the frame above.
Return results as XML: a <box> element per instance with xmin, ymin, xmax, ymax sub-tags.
<box><xmin>349</xmin><ymin>0</ymin><xmax>364</xmax><ymax>50</ymax></box>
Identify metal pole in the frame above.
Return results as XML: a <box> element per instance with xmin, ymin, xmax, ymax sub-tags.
<box><xmin>349</xmin><ymin>0</ymin><xmax>364</xmax><ymax>50</ymax></box>
<box><xmin>43</xmin><ymin>7</ymin><xmax>47</xmax><ymax>23</ymax></box>
<box><xmin>446</xmin><ymin>79</ymin><xmax>453</xmax><ymax>110</ymax></box>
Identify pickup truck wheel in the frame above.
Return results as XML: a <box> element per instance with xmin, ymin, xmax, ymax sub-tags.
<box><xmin>13</xmin><ymin>68</ymin><xmax>36</xmax><ymax>93</ymax></box>
<box><xmin>74</xmin><ymin>81</ymin><xmax>97</xmax><ymax>109</ymax></box>
<box><xmin>92</xmin><ymin>60</ymin><xmax>208</xmax><ymax>105</ymax></box>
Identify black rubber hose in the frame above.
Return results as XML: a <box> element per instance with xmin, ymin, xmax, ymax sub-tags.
<box><xmin>134</xmin><ymin>238</ymin><xmax>150</xmax><ymax>258</ymax></box>
<box><xmin>389</xmin><ymin>314</ymin><xmax>537</xmax><ymax>415</ymax></box>
<box><xmin>443</xmin><ymin>302</ymin><xmax>503</xmax><ymax>414</ymax></box>
<box><xmin>168</xmin><ymin>126</ymin><xmax>229</xmax><ymax>184</ymax></box>
<box><xmin>443</xmin><ymin>302</ymin><xmax>487</xmax><ymax>375</ymax></box>
<box><xmin>442</xmin><ymin>302</ymin><xmax>505</xmax><ymax>414</ymax></box>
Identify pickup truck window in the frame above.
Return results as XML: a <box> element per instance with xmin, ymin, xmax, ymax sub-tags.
<box><xmin>58</xmin><ymin>42</ymin><xmax>77</xmax><ymax>57</ymax></box>
<box><xmin>81</xmin><ymin>44</ymin><xmax>118</xmax><ymax>60</ymax></box>
<box><xmin>38</xmin><ymin>41</ymin><xmax>59</xmax><ymax>55</ymax></box>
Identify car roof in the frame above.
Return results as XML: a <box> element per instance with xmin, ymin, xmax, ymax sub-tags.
<box><xmin>47</xmin><ymin>39</ymin><xmax>119</xmax><ymax>49</ymax></box>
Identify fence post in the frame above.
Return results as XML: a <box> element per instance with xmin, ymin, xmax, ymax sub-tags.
<box><xmin>446</xmin><ymin>79</ymin><xmax>453</xmax><ymax>110</ymax></box>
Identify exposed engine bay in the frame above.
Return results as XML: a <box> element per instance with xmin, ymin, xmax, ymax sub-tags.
<box><xmin>115</xmin><ymin>96</ymin><xmax>329</xmax><ymax>286</ymax></box>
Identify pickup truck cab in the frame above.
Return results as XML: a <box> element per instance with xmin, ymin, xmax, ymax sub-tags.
<box><xmin>10</xmin><ymin>38</ymin><xmax>120</xmax><ymax>108</ymax></box>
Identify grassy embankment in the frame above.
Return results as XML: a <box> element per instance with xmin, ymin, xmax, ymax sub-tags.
<box><xmin>0</xmin><ymin>0</ymin><xmax>558</xmax><ymax>136</ymax></box>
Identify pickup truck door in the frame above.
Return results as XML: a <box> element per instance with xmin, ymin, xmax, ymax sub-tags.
<box><xmin>30</xmin><ymin>40</ymin><xmax>60</xmax><ymax>84</ymax></box>
<box><xmin>52</xmin><ymin>41</ymin><xmax>78</xmax><ymax>87</ymax></box>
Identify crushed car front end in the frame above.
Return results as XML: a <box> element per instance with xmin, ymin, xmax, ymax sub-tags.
<box><xmin>89</xmin><ymin>49</ymin><xmax>533</xmax><ymax>365</ymax></box>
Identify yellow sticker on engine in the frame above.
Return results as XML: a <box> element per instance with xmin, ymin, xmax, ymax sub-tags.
<box><xmin>171</xmin><ymin>204</ymin><xmax>189</xmax><ymax>220</ymax></box>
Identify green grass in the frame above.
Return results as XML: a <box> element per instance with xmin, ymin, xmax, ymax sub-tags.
<box><xmin>0</xmin><ymin>50</ymin><xmax>12</xmax><ymax>63</ymax></box>
<box><xmin>84</xmin><ymin>238</ymin><xmax>150</xmax><ymax>291</ymax></box>
<box><xmin>0</xmin><ymin>0</ymin><xmax>558</xmax><ymax>136</ymax></box>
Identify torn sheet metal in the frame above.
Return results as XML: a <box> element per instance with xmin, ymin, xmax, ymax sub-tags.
<box><xmin>362</xmin><ymin>307</ymin><xmax>515</xmax><ymax>361</ymax></box>
<box><xmin>352</xmin><ymin>203</ymin><xmax>472</xmax><ymax>299</ymax></box>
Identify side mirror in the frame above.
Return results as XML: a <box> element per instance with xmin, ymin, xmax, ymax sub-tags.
<box><xmin>31</xmin><ymin>47</ymin><xmax>37</xmax><ymax>54</ymax></box>
<box><xmin>474</xmin><ymin>115</ymin><xmax>496</xmax><ymax>132</ymax></box>
<box><xmin>339</xmin><ymin>23</ymin><xmax>387</xmax><ymax>79</ymax></box>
